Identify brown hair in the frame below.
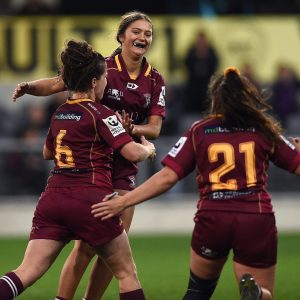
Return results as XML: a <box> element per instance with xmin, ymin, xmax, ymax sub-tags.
<box><xmin>207</xmin><ymin>66</ymin><xmax>283</xmax><ymax>143</ymax></box>
<box><xmin>111</xmin><ymin>11</ymin><xmax>153</xmax><ymax>56</ymax></box>
<box><xmin>60</xmin><ymin>39</ymin><xmax>106</xmax><ymax>92</ymax></box>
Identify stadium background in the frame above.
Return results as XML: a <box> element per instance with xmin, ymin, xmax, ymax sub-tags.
<box><xmin>0</xmin><ymin>1</ymin><xmax>299</xmax><ymax>298</ymax></box>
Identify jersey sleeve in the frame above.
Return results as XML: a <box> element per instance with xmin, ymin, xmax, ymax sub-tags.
<box><xmin>97</xmin><ymin>110</ymin><xmax>133</xmax><ymax>150</ymax></box>
<box><xmin>148</xmin><ymin>72</ymin><xmax>166</xmax><ymax>118</ymax></box>
<box><xmin>270</xmin><ymin>136</ymin><xmax>300</xmax><ymax>172</ymax></box>
<box><xmin>161</xmin><ymin>129</ymin><xmax>195</xmax><ymax>179</ymax></box>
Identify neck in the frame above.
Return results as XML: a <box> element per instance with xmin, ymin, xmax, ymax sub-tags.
<box><xmin>69</xmin><ymin>91</ymin><xmax>94</xmax><ymax>101</ymax></box>
<box><xmin>121</xmin><ymin>49</ymin><xmax>143</xmax><ymax>74</ymax></box>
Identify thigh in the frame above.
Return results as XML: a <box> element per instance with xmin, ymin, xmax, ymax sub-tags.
<box><xmin>14</xmin><ymin>239</ymin><xmax>65</xmax><ymax>288</ymax></box>
<box><xmin>94</xmin><ymin>230</ymin><xmax>136</xmax><ymax>279</ymax></box>
<box><xmin>234</xmin><ymin>262</ymin><xmax>276</xmax><ymax>294</ymax></box>
<box><xmin>190</xmin><ymin>248</ymin><xmax>227</xmax><ymax>279</ymax></box>
<box><xmin>233</xmin><ymin>213</ymin><xmax>277</xmax><ymax>268</ymax></box>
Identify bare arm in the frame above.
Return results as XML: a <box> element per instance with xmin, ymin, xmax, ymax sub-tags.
<box><xmin>91</xmin><ymin>166</ymin><xmax>179</xmax><ymax>219</ymax></box>
<box><xmin>119</xmin><ymin>136</ymin><xmax>156</xmax><ymax>162</ymax></box>
<box><xmin>12</xmin><ymin>76</ymin><xmax>66</xmax><ymax>101</ymax></box>
<box><xmin>43</xmin><ymin>144</ymin><xmax>54</xmax><ymax>160</ymax></box>
<box><xmin>131</xmin><ymin>115</ymin><xmax>162</xmax><ymax>140</ymax></box>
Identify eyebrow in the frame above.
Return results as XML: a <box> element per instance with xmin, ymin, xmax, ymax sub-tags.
<box><xmin>131</xmin><ymin>27</ymin><xmax>152</xmax><ymax>33</ymax></box>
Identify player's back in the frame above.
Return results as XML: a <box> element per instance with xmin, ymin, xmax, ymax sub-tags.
<box><xmin>191</xmin><ymin>117</ymin><xmax>274</xmax><ymax>212</ymax></box>
<box><xmin>46</xmin><ymin>99</ymin><xmax>115</xmax><ymax>189</ymax></box>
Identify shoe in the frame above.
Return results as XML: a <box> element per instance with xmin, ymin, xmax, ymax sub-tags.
<box><xmin>239</xmin><ymin>273</ymin><xmax>260</xmax><ymax>300</ymax></box>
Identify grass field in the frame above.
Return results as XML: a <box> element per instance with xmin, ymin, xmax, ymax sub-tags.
<box><xmin>0</xmin><ymin>233</ymin><xmax>299</xmax><ymax>299</ymax></box>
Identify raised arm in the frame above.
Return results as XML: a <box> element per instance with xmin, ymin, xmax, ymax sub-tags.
<box><xmin>91</xmin><ymin>166</ymin><xmax>179</xmax><ymax>220</ymax></box>
<box><xmin>12</xmin><ymin>76</ymin><xmax>66</xmax><ymax>101</ymax></box>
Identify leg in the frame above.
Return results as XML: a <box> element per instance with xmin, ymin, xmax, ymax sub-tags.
<box><xmin>234</xmin><ymin>262</ymin><xmax>275</xmax><ymax>300</ymax></box>
<box><xmin>84</xmin><ymin>189</ymin><xmax>134</xmax><ymax>300</ymax></box>
<box><xmin>0</xmin><ymin>239</ymin><xmax>64</xmax><ymax>300</ymax></box>
<box><xmin>56</xmin><ymin>240</ymin><xmax>95</xmax><ymax>299</ymax></box>
<box><xmin>182</xmin><ymin>248</ymin><xmax>227</xmax><ymax>300</ymax></box>
<box><xmin>95</xmin><ymin>230</ymin><xmax>144</xmax><ymax>299</ymax></box>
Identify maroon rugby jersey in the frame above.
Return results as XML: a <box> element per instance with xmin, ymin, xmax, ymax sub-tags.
<box><xmin>162</xmin><ymin>117</ymin><xmax>300</xmax><ymax>213</ymax></box>
<box><xmin>102</xmin><ymin>53</ymin><xmax>166</xmax><ymax>124</ymax></box>
<box><xmin>101</xmin><ymin>53</ymin><xmax>166</xmax><ymax>182</ymax></box>
<box><xmin>45</xmin><ymin>99</ymin><xmax>133</xmax><ymax>190</ymax></box>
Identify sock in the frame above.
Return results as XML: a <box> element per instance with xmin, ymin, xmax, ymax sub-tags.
<box><xmin>55</xmin><ymin>297</ymin><xmax>68</xmax><ymax>300</ymax></box>
<box><xmin>0</xmin><ymin>272</ymin><xmax>24</xmax><ymax>300</ymax></box>
<box><xmin>120</xmin><ymin>289</ymin><xmax>145</xmax><ymax>300</ymax></box>
<box><xmin>182</xmin><ymin>271</ymin><xmax>218</xmax><ymax>300</ymax></box>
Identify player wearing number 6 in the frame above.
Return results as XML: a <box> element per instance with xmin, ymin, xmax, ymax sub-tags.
<box><xmin>0</xmin><ymin>39</ymin><xmax>155</xmax><ymax>300</ymax></box>
<box><xmin>92</xmin><ymin>66</ymin><xmax>300</xmax><ymax>300</ymax></box>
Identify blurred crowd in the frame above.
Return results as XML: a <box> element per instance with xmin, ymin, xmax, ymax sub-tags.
<box><xmin>1</xmin><ymin>0</ymin><xmax>300</xmax><ymax>15</ymax></box>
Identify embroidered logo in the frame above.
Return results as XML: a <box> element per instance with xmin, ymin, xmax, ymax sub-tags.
<box><xmin>126</xmin><ymin>82</ymin><xmax>139</xmax><ymax>90</ymax></box>
<box><xmin>107</xmin><ymin>88</ymin><xmax>123</xmax><ymax>101</ymax></box>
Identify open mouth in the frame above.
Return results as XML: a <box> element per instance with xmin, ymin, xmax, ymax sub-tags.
<box><xmin>133</xmin><ymin>41</ymin><xmax>146</xmax><ymax>49</ymax></box>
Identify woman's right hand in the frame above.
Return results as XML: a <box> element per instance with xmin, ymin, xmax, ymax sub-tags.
<box><xmin>12</xmin><ymin>82</ymin><xmax>30</xmax><ymax>101</ymax></box>
<box><xmin>140</xmin><ymin>136</ymin><xmax>156</xmax><ymax>160</ymax></box>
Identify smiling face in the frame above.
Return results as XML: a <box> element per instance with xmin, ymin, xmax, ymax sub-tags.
<box><xmin>119</xmin><ymin>19</ymin><xmax>153</xmax><ymax>58</ymax></box>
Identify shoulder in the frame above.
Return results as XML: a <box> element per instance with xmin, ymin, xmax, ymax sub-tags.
<box><xmin>84</xmin><ymin>101</ymin><xmax>114</xmax><ymax>118</ymax></box>
<box><xmin>189</xmin><ymin>117</ymin><xmax>215</xmax><ymax>132</ymax></box>
<box><xmin>149</xmin><ymin>65</ymin><xmax>164</xmax><ymax>81</ymax></box>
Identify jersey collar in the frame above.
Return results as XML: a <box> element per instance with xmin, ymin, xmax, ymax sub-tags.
<box><xmin>115</xmin><ymin>54</ymin><xmax>152</xmax><ymax>80</ymax></box>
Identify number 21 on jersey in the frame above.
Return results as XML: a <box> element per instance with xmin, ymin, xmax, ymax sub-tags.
<box><xmin>208</xmin><ymin>142</ymin><xmax>256</xmax><ymax>190</ymax></box>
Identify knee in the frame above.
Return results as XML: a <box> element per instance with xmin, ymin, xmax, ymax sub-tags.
<box><xmin>182</xmin><ymin>271</ymin><xmax>218</xmax><ymax>300</ymax></box>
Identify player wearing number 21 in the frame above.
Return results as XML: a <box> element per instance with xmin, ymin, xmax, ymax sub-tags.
<box><xmin>0</xmin><ymin>39</ymin><xmax>155</xmax><ymax>300</ymax></box>
<box><xmin>92</xmin><ymin>67</ymin><xmax>300</xmax><ymax>300</ymax></box>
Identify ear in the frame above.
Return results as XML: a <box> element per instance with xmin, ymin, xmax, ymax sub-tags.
<box><xmin>119</xmin><ymin>34</ymin><xmax>124</xmax><ymax>43</ymax></box>
<box><xmin>91</xmin><ymin>78</ymin><xmax>97</xmax><ymax>88</ymax></box>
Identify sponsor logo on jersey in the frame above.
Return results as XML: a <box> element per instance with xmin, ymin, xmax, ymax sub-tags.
<box><xmin>204</xmin><ymin>126</ymin><xmax>256</xmax><ymax>134</ymax></box>
<box><xmin>54</xmin><ymin>112</ymin><xmax>82</xmax><ymax>121</ymax></box>
<box><xmin>280</xmin><ymin>135</ymin><xmax>296</xmax><ymax>150</ymax></box>
<box><xmin>157</xmin><ymin>86</ymin><xmax>165</xmax><ymax>106</ymax></box>
<box><xmin>168</xmin><ymin>137</ymin><xmax>187</xmax><ymax>157</ymax></box>
<box><xmin>143</xmin><ymin>93</ymin><xmax>151</xmax><ymax>108</ymax></box>
<box><xmin>126</xmin><ymin>82</ymin><xmax>139</xmax><ymax>90</ymax></box>
<box><xmin>102</xmin><ymin>115</ymin><xmax>126</xmax><ymax>137</ymax></box>
<box><xmin>107</xmin><ymin>88</ymin><xmax>123</xmax><ymax>101</ymax></box>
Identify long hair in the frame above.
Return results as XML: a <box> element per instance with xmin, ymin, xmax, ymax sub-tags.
<box><xmin>111</xmin><ymin>11</ymin><xmax>153</xmax><ymax>56</ymax></box>
<box><xmin>60</xmin><ymin>39</ymin><xmax>106</xmax><ymax>92</ymax></box>
<box><xmin>207</xmin><ymin>66</ymin><xmax>283</xmax><ymax>143</ymax></box>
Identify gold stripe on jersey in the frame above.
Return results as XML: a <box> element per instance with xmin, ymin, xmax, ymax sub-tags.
<box><xmin>66</xmin><ymin>99</ymin><xmax>93</xmax><ymax>104</ymax></box>
<box><xmin>78</xmin><ymin>102</ymin><xmax>100</xmax><ymax>185</ymax></box>
<box><xmin>115</xmin><ymin>55</ymin><xmax>122</xmax><ymax>72</ymax></box>
<box><xmin>145</xmin><ymin>64</ymin><xmax>151</xmax><ymax>77</ymax></box>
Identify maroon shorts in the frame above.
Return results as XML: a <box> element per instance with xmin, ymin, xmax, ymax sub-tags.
<box><xmin>112</xmin><ymin>153</ymin><xmax>137</xmax><ymax>191</ymax></box>
<box><xmin>30</xmin><ymin>187</ymin><xmax>123</xmax><ymax>248</ymax></box>
<box><xmin>191</xmin><ymin>210</ymin><xmax>277</xmax><ymax>268</ymax></box>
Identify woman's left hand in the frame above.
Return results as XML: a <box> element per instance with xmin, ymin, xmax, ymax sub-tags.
<box><xmin>91</xmin><ymin>194</ymin><xmax>126</xmax><ymax>220</ymax></box>
<box><xmin>116</xmin><ymin>110</ymin><xmax>134</xmax><ymax>135</ymax></box>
